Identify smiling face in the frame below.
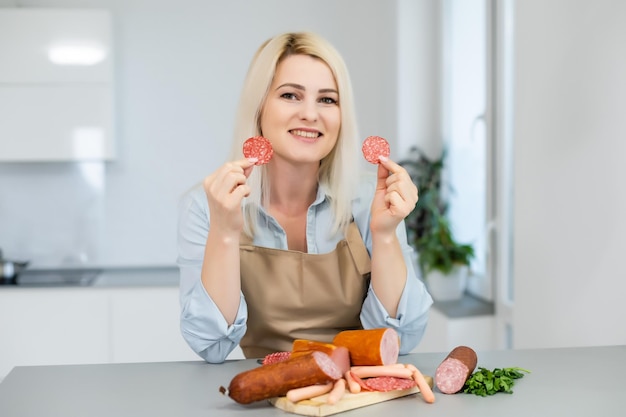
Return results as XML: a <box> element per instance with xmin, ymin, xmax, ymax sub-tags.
<box><xmin>259</xmin><ymin>54</ymin><xmax>341</xmax><ymax>166</ymax></box>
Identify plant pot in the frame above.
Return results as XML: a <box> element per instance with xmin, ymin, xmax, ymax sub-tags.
<box><xmin>425</xmin><ymin>265</ymin><xmax>468</xmax><ymax>301</ymax></box>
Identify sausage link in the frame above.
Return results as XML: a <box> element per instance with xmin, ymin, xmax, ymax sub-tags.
<box><xmin>434</xmin><ymin>346</ymin><xmax>478</xmax><ymax>394</ymax></box>
<box><xmin>226</xmin><ymin>351</ymin><xmax>341</xmax><ymax>404</ymax></box>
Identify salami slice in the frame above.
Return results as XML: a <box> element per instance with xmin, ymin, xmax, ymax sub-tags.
<box><xmin>363</xmin><ymin>376</ymin><xmax>416</xmax><ymax>392</ymax></box>
<box><xmin>243</xmin><ymin>136</ymin><xmax>273</xmax><ymax>165</ymax></box>
<box><xmin>361</xmin><ymin>136</ymin><xmax>390</xmax><ymax>164</ymax></box>
<box><xmin>262</xmin><ymin>351</ymin><xmax>291</xmax><ymax>366</ymax></box>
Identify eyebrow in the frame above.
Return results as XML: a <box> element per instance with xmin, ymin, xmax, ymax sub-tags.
<box><xmin>276</xmin><ymin>83</ymin><xmax>338</xmax><ymax>95</ymax></box>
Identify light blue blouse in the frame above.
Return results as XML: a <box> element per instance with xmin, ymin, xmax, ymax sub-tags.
<box><xmin>177</xmin><ymin>174</ymin><xmax>433</xmax><ymax>363</ymax></box>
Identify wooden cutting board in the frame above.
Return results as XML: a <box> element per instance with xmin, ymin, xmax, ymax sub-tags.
<box><xmin>269</xmin><ymin>375</ymin><xmax>433</xmax><ymax>417</ymax></box>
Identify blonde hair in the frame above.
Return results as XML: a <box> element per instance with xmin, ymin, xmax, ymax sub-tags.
<box><xmin>230</xmin><ymin>32</ymin><xmax>360</xmax><ymax>238</ymax></box>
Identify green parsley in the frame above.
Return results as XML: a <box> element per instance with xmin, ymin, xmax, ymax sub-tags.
<box><xmin>463</xmin><ymin>367</ymin><xmax>530</xmax><ymax>397</ymax></box>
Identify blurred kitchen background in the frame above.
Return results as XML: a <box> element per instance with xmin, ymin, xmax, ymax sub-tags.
<box><xmin>1</xmin><ymin>0</ymin><xmax>625</xmax><ymax>380</ymax></box>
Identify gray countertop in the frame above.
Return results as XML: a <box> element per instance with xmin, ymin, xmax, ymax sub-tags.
<box><xmin>0</xmin><ymin>345</ymin><xmax>623</xmax><ymax>417</ymax></box>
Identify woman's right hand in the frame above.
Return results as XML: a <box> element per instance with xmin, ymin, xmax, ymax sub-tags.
<box><xmin>202</xmin><ymin>158</ymin><xmax>257</xmax><ymax>235</ymax></box>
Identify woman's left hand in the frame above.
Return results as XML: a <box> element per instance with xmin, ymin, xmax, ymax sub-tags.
<box><xmin>370</xmin><ymin>156</ymin><xmax>418</xmax><ymax>236</ymax></box>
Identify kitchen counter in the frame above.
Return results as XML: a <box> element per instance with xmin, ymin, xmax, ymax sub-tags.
<box><xmin>0</xmin><ymin>266</ymin><xmax>180</xmax><ymax>288</ymax></box>
<box><xmin>0</xmin><ymin>345</ymin><xmax>622</xmax><ymax>417</ymax></box>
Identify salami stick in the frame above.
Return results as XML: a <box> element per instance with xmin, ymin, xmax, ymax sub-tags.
<box><xmin>435</xmin><ymin>345</ymin><xmax>478</xmax><ymax>394</ymax></box>
<box><xmin>224</xmin><ymin>351</ymin><xmax>341</xmax><ymax>404</ymax></box>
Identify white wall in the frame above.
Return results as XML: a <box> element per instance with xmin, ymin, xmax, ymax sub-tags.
<box><xmin>0</xmin><ymin>0</ymin><xmax>442</xmax><ymax>268</ymax></box>
<box><xmin>396</xmin><ymin>0</ymin><xmax>442</xmax><ymax>158</ymax></box>
<box><xmin>512</xmin><ymin>0</ymin><xmax>626</xmax><ymax>348</ymax></box>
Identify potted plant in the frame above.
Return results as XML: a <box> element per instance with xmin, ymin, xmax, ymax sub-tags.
<box><xmin>399</xmin><ymin>147</ymin><xmax>475</xmax><ymax>301</ymax></box>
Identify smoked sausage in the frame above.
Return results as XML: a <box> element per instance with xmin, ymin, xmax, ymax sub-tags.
<box><xmin>332</xmin><ymin>328</ymin><xmax>400</xmax><ymax>366</ymax></box>
<box><xmin>434</xmin><ymin>346</ymin><xmax>478</xmax><ymax>394</ymax></box>
<box><xmin>226</xmin><ymin>351</ymin><xmax>342</xmax><ymax>404</ymax></box>
<box><xmin>291</xmin><ymin>339</ymin><xmax>351</xmax><ymax>374</ymax></box>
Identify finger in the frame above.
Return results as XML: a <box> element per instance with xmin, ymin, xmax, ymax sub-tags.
<box><xmin>386</xmin><ymin>180</ymin><xmax>418</xmax><ymax>206</ymax></box>
<box><xmin>239</xmin><ymin>157</ymin><xmax>258</xmax><ymax>178</ymax></box>
<box><xmin>230</xmin><ymin>183</ymin><xmax>252</xmax><ymax>200</ymax></box>
<box><xmin>205</xmin><ymin>164</ymin><xmax>250</xmax><ymax>204</ymax></box>
<box><xmin>376</xmin><ymin>162</ymin><xmax>390</xmax><ymax>191</ymax></box>
<box><xmin>385</xmin><ymin>191</ymin><xmax>412</xmax><ymax>215</ymax></box>
<box><xmin>378</xmin><ymin>155</ymin><xmax>403</xmax><ymax>175</ymax></box>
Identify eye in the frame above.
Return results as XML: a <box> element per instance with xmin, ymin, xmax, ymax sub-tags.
<box><xmin>280</xmin><ymin>92</ymin><xmax>299</xmax><ymax>100</ymax></box>
<box><xmin>319</xmin><ymin>96</ymin><xmax>338</xmax><ymax>105</ymax></box>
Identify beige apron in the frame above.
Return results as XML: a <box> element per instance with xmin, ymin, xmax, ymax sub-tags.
<box><xmin>239</xmin><ymin>222</ymin><xmax>372</xmax><ymax>358</ymax></box>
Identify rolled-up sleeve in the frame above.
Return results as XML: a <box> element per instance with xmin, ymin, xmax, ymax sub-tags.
<box><xmin>356</xmin><ymin>188</ymin><xmax>433</xmax><ymax>354</ymax></box>
<box><xmin>180</xmin><ymin>280</ymin><xmax>247</xmax><ymax>363</ymax></box>
<box><xmin>177</xmin><ymin>185</ymin><xmax>247</xmax><ymax>363</ymax></box>
<box><xmin>360</xmin><ymin>263</ymin><xmax>433</xmax><ymax>354</ymax></box>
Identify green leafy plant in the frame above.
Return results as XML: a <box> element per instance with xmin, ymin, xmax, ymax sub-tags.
<box><xmin>463</xmin><ymin>367</ymin><xmax>531</xmax><ymax>396</ymax></box>
<box><xmin>399</xmin><ymin>146</ymin><xmax>475</xmax><ymax>276</ymax></box>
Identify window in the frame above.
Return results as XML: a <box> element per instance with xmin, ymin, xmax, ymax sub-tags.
<box><xmin>442</xmin><ymin>0</ymin><xmax>516</xmax><ymax>348</ymax></box>
<box><xmin>442</xmin><ymin>0</ymin><xmax>492</xmax><ymax>300</ymax></box>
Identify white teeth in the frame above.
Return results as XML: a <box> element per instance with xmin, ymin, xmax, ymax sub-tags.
<box><xmin>291</xmin><ymin>129</ymin><xmax>319</xmax><ymax>139</ymax></box>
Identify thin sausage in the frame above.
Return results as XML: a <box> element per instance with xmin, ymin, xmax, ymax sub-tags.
<box><xmin>326</xmin><ymin>379</ymin><xmax>346</xmax><ymax>405</ymax></box>
<box><xmin>411</xmin><ymin>367</ymin><xmax>436</xmax><ymax>404</ymax></box>
<box><xmin>350</xmin><ymin>365</ymin><xmax>413</xmax><ymax>379</ymax></box>
<box><xmin>286</xmin><ymin>383</ymin><xmax>333</xmax><ymax>403</ymax></box>
<box><xmin>225</xmin><ymin>351</ymin><xmax>341</xmax><ymax>404</ymax></box>
<box><xmin>434</xmin><ymin>346</ymin><xmax>478</xmax><ymax>394</ymax></box>
<box><xmin>344</xmin><ymin>370</ymin><xmax>361</xmax><ymax>393</ymax></box>
<box><xmin>332</xmin><ymin>328</ymin><xmax>400</xmax><ymax>366</ymax></box>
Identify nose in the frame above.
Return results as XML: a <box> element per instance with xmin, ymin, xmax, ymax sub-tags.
<box><xmin>298</xmin><ymin>98</ymin><xmax>318</xmax><ymax>122</ymax></box>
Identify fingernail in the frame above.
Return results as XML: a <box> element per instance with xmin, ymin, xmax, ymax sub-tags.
<box><xmin>379</xmin><ymin>155</ymin><xmax>389</xmax><ymax>162</ymax></box>
<box><xmin>247</xmin><ymin>157</ymin><xmax>258</xmax><ymax>164</ymax></box>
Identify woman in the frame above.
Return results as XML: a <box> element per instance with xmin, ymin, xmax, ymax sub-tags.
<box><xmin>177</xmin><ymin>32</ymin><xmax>432</xmax><ymax>363</ymax></box>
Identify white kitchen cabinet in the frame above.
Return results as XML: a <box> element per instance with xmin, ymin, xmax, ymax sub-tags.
<box><xmin>0</xmin><ymin>9</ymin><xmax>115</xmax><ymax>161</ymax></box>
<box><xmin>0</xmin><ymin>286</ymin><xmax>201</xmax><ymax>381</ymax></box>
<box><xmin>0</xmin><ymin>288</ymin><xmax>110</xmax><ymax>380</ymax></box>
<box><xmin>109</xmin><ymin>287</ymin><xmax>200</xmax><ymax>363</ymax></box>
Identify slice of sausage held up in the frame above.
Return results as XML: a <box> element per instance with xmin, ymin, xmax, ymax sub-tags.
<box><xmin>242</xmin><ymin>136</ymin><xmax>273</xmax><ymax>165</ymax></box>
<box><xmin>225</xmin><ymin>351</ymin><xmax>342</xmax><ymax>404</ymax></box>
<box><xmin>332</xmin><ymin>328</ymin><xmax>400</xmax><ymax>366</ymax></box>
<box><xmin>435</xmin><ymin>345</ymin><xmax>478</xmax><ymax>394</ymax></box>
<box><xmin>361</xmin><ymin>136</ymin><xmax>391</xmax><ymax>164</ymax></box>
